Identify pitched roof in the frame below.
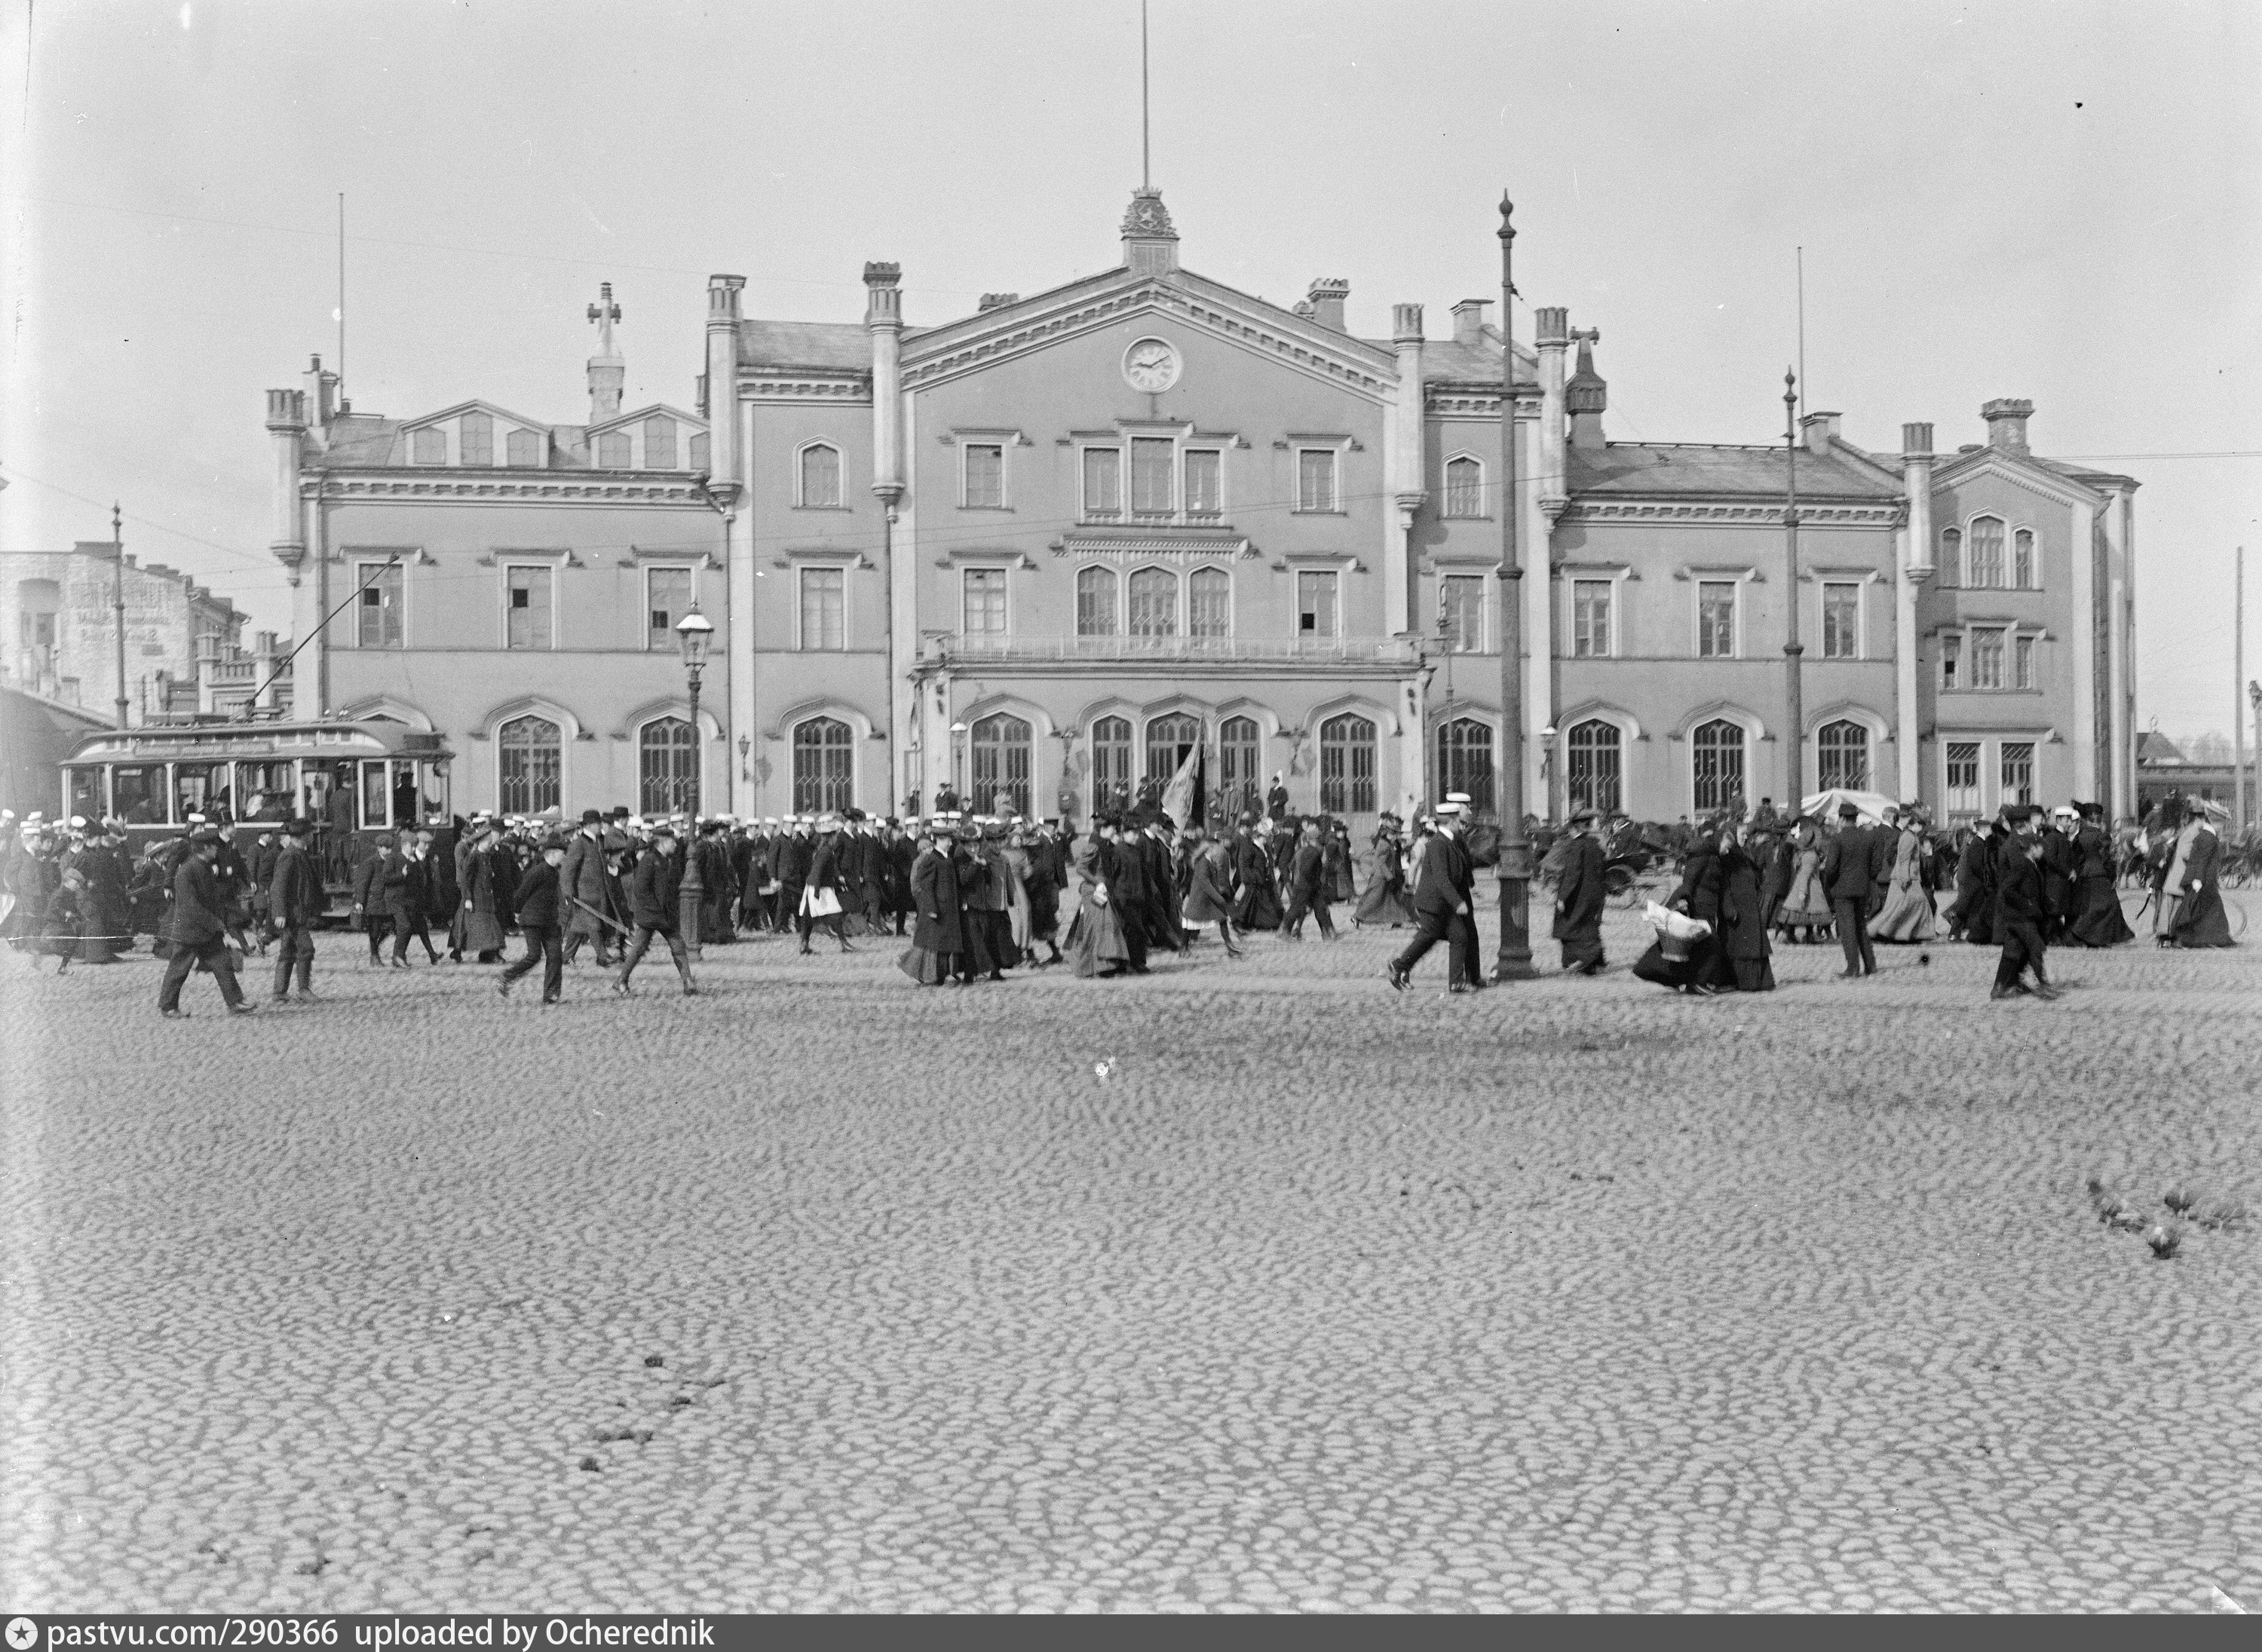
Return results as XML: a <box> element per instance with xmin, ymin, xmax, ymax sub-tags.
<box><xmin>1567</xmin><ymin>443</ymin><xmax>1902</xmax><ymax>500</ymax></box>
<box><xmin>2135</xmin><ymin>731</ymin><xmax>2187</xmax><ymax>765</ymax></box>
<box><xmin>2037</xmin><ymin>456</ymin><xmax>2139</xmax><ymax>490</ymax></box>
<box><xmin>737</xmin><ymin>320</ymin><xmax>881</xmax><ymax>373</ymax></box>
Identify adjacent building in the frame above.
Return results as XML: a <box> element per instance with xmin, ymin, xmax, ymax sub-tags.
<box><xmin>262</xmin><ymin>188</ymin><xmax>2142</xmax><ymax>827</ymax></box>
<box><xmin>2</xmin><ymin>541</ymin><xmax>251</xmax><ymax>725</ymax></box>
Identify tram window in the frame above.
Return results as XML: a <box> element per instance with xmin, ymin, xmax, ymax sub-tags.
<box><xmin>241</xmin><ymin>762</ymin><xmax>295</xmax><ymax>820</ymax></box>
<box><xmin>360</xmin><ymin>763</ymin><xmax>390</xmax><ymax>829</ymax></box>
<box><xmin>391</xmin><ymin>762</ymin><xmax>420</xmax><ymax>829</ymax></box>
<box><xmin>418</xmin><ymin>762</ymin><xmax>449</xmax><ymax>822</ymax></box>
<box><xmin>174</xmin><ymin>763</ymin><xmax>216</xmax><ymax>822</ymax></box>
<box><xmin>66</xmin><ymin>770</ymin><xmax>103</xmax><ymax>820</ymax></box>
<box><xmin>113</xmin><ymin>766</ymin><xmax>162</xmax><ymax>824</ymax></box>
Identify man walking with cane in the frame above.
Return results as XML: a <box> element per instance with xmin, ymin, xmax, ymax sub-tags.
<box><xmin>158</xmin><ymin>824</ymin><xmax>254</xmax><ymax>1019</ymax></box>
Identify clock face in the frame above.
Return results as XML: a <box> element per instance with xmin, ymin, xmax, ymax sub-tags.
<box><xmin>1123</xmin><ymin>337</ymin><xmax>1181</xmax><ymax>394</ymax></box>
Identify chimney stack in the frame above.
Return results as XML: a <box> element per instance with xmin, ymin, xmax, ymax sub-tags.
<box><xmin>1801</xmin><ymin>411</ymin><xmax>1842</xmax><ymax>452</ymax></box>
<box><xmin>1451</xmin><ymin>299</ymin><xmax>1492</xmax><ymax>347</ymax></box>
<box><xmin>302</xmin><ymin>355</ymin><xmax>338</xmax><ymax>426</ymax></box>
<box><xmin>1566</xmin><ymin>328</ymin><xmax>1608</xmax><ymax>451</ymax></box>
<box><xmin>1981</xmin><ymin>398</ymin><xmax>2033</xmax><ymax>454</ymax></box>
<box><xmin>1306</xmin><ymin>278</ymin><xmax>1350</xmax><ymax>333</ymax></box>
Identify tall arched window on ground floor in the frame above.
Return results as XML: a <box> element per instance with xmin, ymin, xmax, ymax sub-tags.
<box><xmin>1436</xmin><ymin>718</ymin><xmax>1494</xmax><ymax>814</ymax></box>
<box><xmin>1566</xmin><ymin>720</ymin><xmax>1622</xmax><ymax>817</ymax></box>
<box><xmin>639</xmin><ymin>717</ymin><xmax>697</xmax><ymax>817</ymax></box>
<box><xmin>1320</xmin><ymin>714</ymin><xmax>1377</xmax><ymax>815</ymax></box>
<box><xmin>1145</xmin><ymin>713</ymin><xmax>1202</xmax><ymax>795</ymax></box>
<box><xmin>1816</xmin><ymin>719</ymin><xmax>1870</xmax><ymax>792</ymax></box>
<box><xmin>1219</xmin><ymin>715</ymin><xmax>1261</xmax><ymax>819</ymax></box>
<box><xmin>792</xmin><ymin>717</ymin><xmax>854</xmax><ymax>814</ymax></box>
<box><xmin>498</xmin><ymin>715</ymin><xmax>562</xmax><ymax>816</ymax></box>
<box><xmin>1090</xmin><ymin>716</ymin><xmax>1132</xmax><ymax>814</ymax></box>
<box><xmin>1690</xmin><ymin>719</ymin><xmax>1746</xmax><ymax>815</ymax></box>
<box><xmin>970</xmin><ymin>713</ymin><xmax>1032</xmax><ymax>817</ymax></box>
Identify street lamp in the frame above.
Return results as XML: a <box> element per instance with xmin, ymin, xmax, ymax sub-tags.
<box><xmin>1540</xmin><ymin>723</ymin><xmax>1559</xmax><ymax>822</ymax></box>
<box><xmin>676</xmin><ymin>604</ymin><xmax>714</xmax><ymax>958</ymax></box>
<box><xmin>949</xmin><ymin>720</ymin><xmax>969</xmax><ymax>810</ymax></box>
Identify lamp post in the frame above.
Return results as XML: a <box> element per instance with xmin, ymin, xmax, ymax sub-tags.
<box><xmin>1782</xmin><ymin>370</ymin><xmax>1805</xmax><ymax>811</ymax></box>
<box><xmin>949</xmin><ymin>721</ymin><xmax>969</xmax><ymax>810</ymax></box>
<box><xmin>676</xmin><ymin>604</ymin><xmax>714</xmax><ymax>959</ymax></box>
<box><xmin>1540</xmin><ymin>723</ymin><xmax>1558</xmax><ymax>822</ymax></box>
<box><xmin>111</xmin><ymin>504</ymin><xmax>130</xmax><ymax>731</ymax></box>
<box><xmin>1493</xmin><ymin>191</ymin><xmax>1536</xmax><ymax>981</ymax></box>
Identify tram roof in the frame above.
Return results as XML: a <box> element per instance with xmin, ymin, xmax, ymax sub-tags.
<box><xmin>63</xmin><ymin>719</ymin><xmax>452</xmax><ymax>765</ymax></box>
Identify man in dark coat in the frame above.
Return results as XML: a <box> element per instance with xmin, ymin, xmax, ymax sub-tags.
<box><xmin>382</xmin><ymin>835</ymin><xmax>442</xmax><ymax>967</ymax></box>
<box><xmin>615</xmin><ymin>825</ymin><xmax>697</xmax><ymax>995</ymax></box>
<box><xmin>1818</xmin><ymin>803</ymin><xmax>1881</xmax><ymax>978</ymax></box>
<box><xmin>798</xmin><ymin>817</ymin><xmax>856</xmax><ymax>955</ymax></box>
<box><xmin>1266</xmin><ymin>775</ymin><xmax>1289</xmax><ymax>821</ymax></box>
<box><xmin>158</xmin><ymin>827</ymin><xmax>253</xmax><ymax>1018</ymax></box>
<box><xmin>1387</xmin><ymin>801</ymin><xmax>1476</xmax><ymax>992</ymax></box>
<box><xmin>854</xmin><ymin>815</ymin><xmax>892</xmax><ymax>936</ymax></box>
<box><xmin>560</xmin><ymin>810</ymin><xmax>618</xmax><ymax>965</ymax></box>
<box><xmin>1551</xmin><ymin>808</ymin><xmax>1609</xmax><ymax>975</ymax></box>
<box><xmin>1096</xmin><ymin>820</ymin><xmax>1151</xmax><ymax>973</ymax></box>
<box><xmin>1278</xmin><ymin>823</ymin><xmax>1338</xmax><ymax>940</ymax></box>
<box><xmin>1231</xmin><ymin>823</ymin><xmax>1282</xmax><ymax>932</ymax></box>
<box><xmin>351</xmin><ymin>835</ymin><xmax>392</xmax><ymax>964</ymax></box>
<box><xmin>268</xmin><ymin>816</ymin><xmax>323</xmax><ymax>1003</ymax></box>
<box><xmin>774</xmin><ymin>819</ymin><xmax>814</xmax><ymax>936</ymax></box>
<box><xmin>498</xmin><ymin>832</ymin><xmax>569</xmax><ymax>1004</ymax></box>
<box><xmin>2039</xmin><ymin>806</ymin><xmax>2081</xmax><ymax>942</ymax></box>
<box><xmin>900</xmin><ymin>821</ymin><xmax>971</xmax><ymax>985</ymax></box>
<box><xmin>1991</xmin><ymin>808</ymin><xmax>2059</xmax><ymax>998</ymax></box>
<box><xmin>889</xmin><ymin>821</ymin><xmax>920</xmax><ymax>936</ymax></box>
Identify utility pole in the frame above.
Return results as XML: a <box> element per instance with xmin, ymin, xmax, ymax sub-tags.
<box><xmin>1493</xmin><ymin>192</ymin><xmax>1535</xmax><ymax>981</ymax></box>
<box><xmin>2236</xmin><ymin>546</ymin><xmax>2247</xmax><ymax>832</ymax></box>
<box><xmin>1782</xmin><ymin>372</ymin><xmax>1805</xmax><ymax>807</ymax></box>
<box><xmin>111</xmin><ymin>503</ymin><xmax>129</xmax><ymax>731</ymax></box>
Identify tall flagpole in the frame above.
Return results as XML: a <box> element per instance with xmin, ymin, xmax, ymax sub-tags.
<box><xmin>2236</xmin><ymin>545</ymin><xmax>2247</xmax><ymax>831</ymax></box>
<box><xmin>337</xmin><ymin>193</ymin><xmax>346</xmax><ymax>400</ymax></box>
<box><xmin>1140</xmin><ymin>0</ymin><xmax>1151</xmax><ymax>189</ymax></box>
<box><xmin>1783</xmin><ymin>370</ymin><xmax>1805</xmax><ymax>808</ymax></box>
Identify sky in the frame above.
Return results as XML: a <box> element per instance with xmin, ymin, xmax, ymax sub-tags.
<box><xmin>4</xmin><ymin>0</ymin><xmax>2257</xmax><ymax>740</ymax></box>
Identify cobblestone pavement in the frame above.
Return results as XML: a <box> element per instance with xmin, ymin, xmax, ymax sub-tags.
<box><xmin>2</xmin><ymin>890</ymin><xmax>2257</xmax><ymax>1614</ymax></box>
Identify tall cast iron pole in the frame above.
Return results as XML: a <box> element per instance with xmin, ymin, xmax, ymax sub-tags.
<box><xmin>2235</xmin><ymin>545</ymin><xmax>2246</xmax><ymax>831</ymax></box>
<box><xmin>1782</xmin><ymin>372</ymin><xmax>1804</xmax><ymax>810</ymax></box>
<box><xmin>111</xmin><ymin>504</ymin><xmax>129</xmax><ymax>730</ymax></box>
<box><xmin>1494</xmin><ymin>193</ymin><xmax>1535</xmax><ymax>979</ymax></box>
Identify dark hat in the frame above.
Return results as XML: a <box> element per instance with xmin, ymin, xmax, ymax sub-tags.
<box><xmin>541</xmin><ymin>831</ymin><xmax>571</xmax><ymax>851</ymax></box>
<box><xmin>280</xmin><ymin>816</ymin><xmax>313</xmax><ymax>837</ymax></box>
<box><xmin>580</xmin><ymin>808</ymin><xmax>602</xmax><ymax>826</ymax></box>
<box><xmin>608</xmin><ymin>805</ymin><xmax>630</xmax><ymax>820</ymax></box>
<box><xmin>190</xmin><ymin>823</ymin><xmax>222</xmax><ymax>844</ymax></box>
<box><xmin>1568</xmin><ymin>807</ymin><xmax>1599</xmax><ymax>825</ymax></box>
<box><xmin>1837</xmin><ymin>803</ymin><xmax>1860</xmax><ymax>819</ymax></box>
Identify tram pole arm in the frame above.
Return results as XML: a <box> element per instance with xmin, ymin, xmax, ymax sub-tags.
<box><xmin>247</xmin><ymin>553</ymin><xmax>403</xmax><ymax>712</ymax></box>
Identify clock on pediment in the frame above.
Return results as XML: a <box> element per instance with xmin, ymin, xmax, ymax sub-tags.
<box><xmin>1123</xmin><ymin>336</ymin><xmax>1181</xmax><ymax>394</ymax></box>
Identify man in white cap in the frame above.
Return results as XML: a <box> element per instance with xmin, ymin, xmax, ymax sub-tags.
<box><xmin>1387</xmin><ymin>798</ymin><xmax>1478</xmax><ymax>993</ymax></box>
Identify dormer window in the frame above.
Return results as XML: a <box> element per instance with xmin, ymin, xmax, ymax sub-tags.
<box><xmin>506</xmin><ymin>429</ymin><xmax>541</xmax><ymax>467</ymax></box>
<box><xmin>597</xmin><ymin>431</ymin><xmax>630</xmax><ymax>467</ymax></box>
<box><xmin>644</xmin><ymin>416</ymin><xmax>676</xmax><ymax>469</ymax></box>
<box><xmin>460</xmin><ymin>412</ymin><xmax>493</xmax><ymax>467</ymax></box>
<box><xmin>411</xmin><ymin>428</ymin><xmax>445</xmax><ymax>465</ymax></box>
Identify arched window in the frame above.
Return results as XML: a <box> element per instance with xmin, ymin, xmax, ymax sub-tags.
<box><xmin>1939</xmin><ymin>526</ymin><xmax>1961</xmax><ymax>585</ymax></box>
<box><xmin>799</xmin><ymin>443</ymin><xmax>842</xmax><ymax>508</ymax></box>
<box><xmin>1816</xmin><ymin>720</ymin><xmax>1870</xmax><ymax>792</ymax></box>
<box><xmin>1076</xmin><ymin>567</ymin><xmax>1118</xmax><ymax>637</ymax></box>
<box><xmin>1188</xmin><ymin>567</ymin><xmax>1231</xmax><ymax>639</ymax></box>
<box><xmin>2012</xmin><ymin>527</ymin><xmax>2036</xmax><ymax>589</ymax></box>
<box><xmin>458</xmin><ymin>412</ymin><xmax>492</xmax><ymax>467</ymax></box>
<box><xmin>1436</xmin><ymin>718</ymin><xmax>1494</xmax><ymax>814</ymax></box>
<box><xmin>791</xmin><ymin>717</ymin><xmax>854</xmax><ymax>814</ymax></box>
<box><xmin>638</xmin><ymin>717</ymin><xmax>697</xmax><ymax>817</ymax></box>
<box><xmin>1127</xmin><ymin>568</ymin><xmax>1177</xmax><ymax>638</ymax></box>
<box><xmin>1566</xmin><ymin>720</ymin><xmax>1622</xmax><ymax>817</ymax></box>
<box><xmin>596</xmin><ymin>431</ymin><xmax>630</xmax><ymax>468</ymax></box>
<box><xmin>1690</xmin><ymin>719</ymin><xmax>1746</xmax><ymax>815</ymax></box>
<box><xmin>1090</xmin><ymin>715</ymin><xmax>1133</xmax><ymax>813</ymax></box>
<box><xmin>970</xmin><ymin>713</ymin><xmax>1032</xmax><ymax>816</ymax></box>
<box><xmin>1969</xmin><ymin>516</ymin><xmax>2006</xmax><ymax>588</ymax></box>
<box><xmin>1320</xmin><ymin>714</ymin><xmax>1377</xmax><ymax>815</ymax></box>
<box><xmin>1218</xmin><ymin>715</ymin><xmax>1261</xmax><ymax>817</ymax></box>
<box><xmin>1444</xmin><ymin>455</ymin><xmax>1485</xmax><ymax>516</ymax></box>
<box><xmin>498</xmin><ymin>715</ymin><xmax>562</xmax><ymax>816</ymax></box>
<box><xmin>1146</xmin><ymin>713</ymin><xmax>1202</xmax><ymax>792</ymax></box>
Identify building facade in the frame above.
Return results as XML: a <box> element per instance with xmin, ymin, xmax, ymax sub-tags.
<box><xmin>2</xmin><ymin>541</ymin><xmax>248</xmax><ymax>725</ymax></box>
<box><xmin>264</xmin><ymin>189</ymin><xmax>2141</xmax><ymax>826</ymax></box>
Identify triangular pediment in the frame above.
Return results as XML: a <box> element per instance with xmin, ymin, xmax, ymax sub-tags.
<box><xmin>1932</xmin><ymin>447</ymin><xmax>2100</xmax><ymax>508</ymax></box>
<box><xmin>588</xmin><ymin>402</ymin><xmax>708</xmax><ymax>437</ymax></box>
<box><xmin>400</xmin><ymin>398</ymin><xmax>553</xmax><ymax>434</ymax></box>
<box><xmin>900</xmin><ymin>265</ymin><xmax>1399</xmax><ymax>403</ymax></box>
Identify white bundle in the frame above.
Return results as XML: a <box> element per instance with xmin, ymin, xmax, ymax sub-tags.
<box><xmin>1643</xmin><ymin>900</ymin><xmax>1712</xmax><ymax>942</ymax></box>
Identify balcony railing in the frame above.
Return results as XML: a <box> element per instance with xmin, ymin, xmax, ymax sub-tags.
<box><xmin>926</xmin><ymin>633</ymin><xmax>1415</xmax><ymax>664</ymax></box>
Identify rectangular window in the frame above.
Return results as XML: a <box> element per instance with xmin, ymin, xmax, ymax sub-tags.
<box><xmin>1188</xmin><ymin>569</ymin><xmax>1231</xmax><ymax>638</ymax></box>
<box><xmin>963</xmin><ymin>568</ymin><xmax>1007</xmax><ymax>635</ymax></box>
<box><xmin>1440</xmin><ymin>575</ymin><xmax>1485</xmax><ymax>652</ymax></box>
<box><xmin>459</xmin><ymin>414</ymin><xmax>493</xmax><ymax>467</ymax></box>
<box><xmin>597</xmin><ymin>431</ymin><xmax>630</xmax><ymax>468</ymax></box>
<box><xmin>506</xmin><ymin>429</ymin><xmax>541</xmax><ymax>467</ymax></box>
<box><xmin>1081</xmin><ymin>447</ymin><xmax>1120</xmax><ymax>518</ymax></box>
<box><xmin>2013</xmin><ymin>529</ymin><xmax>2036</xmax><ymax>589</ymax></box>
<box><xmin>506</xmin><ymin>565</ymin><xmax>553</xmax><ymax>649</ymax></box>
<box><xmin>645</xmin><ymin>418</ymin><xmax>677</xmax><ymax>470</ymax></box>
<box><xmin>2014</xmin><ymin>633</ymin><xmax>2036</xmax><ymax>690</ymax></box>
<box><xmin>1971</xmin><ymin>626</ymin><xmax>2006</xmax><ymax>690</ymax></box>
<box><xmin>646</xmin><ymin>568</ymin><xmax>693</xmax><ymax>650</ymax></box>
<box><xmin>1941</xmin><ymin>633</ymin><xmax>1961</xmax><ymax>689</ymax></box>
<box><xmin>1131</xmin><ymin>437</ymin><xmax>1175</xmax><ymax>516</ymax></box>
<box><xmin>1184</xmin><ymin>449</ymin><xmax>1221</xmax><ymax>516</ymax></box>
<box><xmin>1945</xmin><ymin>741</ymin><xmax>1982</xmax><ymax>816</ymax></box>
<box><xmin>1075</xmin><ymin>568</ymin><xmax>1117</xmax><ymax>636</ymax></box>
<box><xmin>2000</xmin><ymin>740</ymin><xmax>2035</xmax><ymax>807</ymax></box>
<box><xmin>1297</xmin><ymin>449</ymin><xmax>1338</xmax><ymax>513</ymax></box>
<box><xmin>1822</xmin><ymin>582</ymin><xmax>1860</xmax><ymax>659</ymax></box>
<box><xmin>964</xmin><ymin>443</ymin><xmax>1004</xmax><ymax>508</ymax></box>
<box><xmin>410</xmin><ymin>428</ymin><xmax>445</xmax><ymax>465</ymax></box>
<box><xmin>1697</xmin><ymin>581</ymin><xmax>1736</xmax><ymax>658</ymax></box>
<box><xmin>799</xmin><ymin>567</ymin><xmax>844</xmax><ymax>651</ymax></box>
<box><xmin>355</xmin><ymin>562</ymin><xmax>403</xmax><ymax>648</ymax></box>
<box><xmin>1969</xmin><ymin>519</ymin><xmax>2006</xmax><ymax>588</ymax></box>
<box><xmin>1297</xmin><ymin>570</ymin><xmax>1339</xmax><ymax>637</ymax></box>
<box><xmin>1572</xmin><ymin>579</ymin><xmax>1612</xmax><ymax>657</ymax></box>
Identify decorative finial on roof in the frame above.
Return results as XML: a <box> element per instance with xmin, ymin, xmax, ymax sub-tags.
<box><xmin>1120</xmin><ymin>186</ymin><xmax>1179</xmax><ymax>275</ymax></box>
<box><xmin>587</xmin><ymin>282</ymin><xmax>623</xmax><ymax>357</ymax></box>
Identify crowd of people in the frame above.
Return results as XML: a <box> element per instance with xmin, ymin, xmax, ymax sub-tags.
<box><xmin>0</xmin><ymin>782</ymin><xmax>2239</xmax><ymax>1016</ymax></box>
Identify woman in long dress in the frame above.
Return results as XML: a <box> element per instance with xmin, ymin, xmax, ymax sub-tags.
<box><xmin>898</xmin><ymin>823</ymin><xmax>970</xmax><ymax>985</ymax></box>
<box><xmin>1868</xmin><ymin>817</ymin><xmax>1938</xmax><ymax>942</ymax></box>
<box><xmin>1178</xmin><ymin>828</ymin><xmax>1242</xmax><ymax>958</ymax></box>
<box><xmin>2149</xmin><ymin>799</ymin><xmax>2199</xmax><ymax>942</ymax></box>
<box><xmin>2168</xmin><ymin>806</ymin><xmax>2236</xmax><ymax>948</ymax></box>
<box><xmin>1062</xmin><ymin>833</ymin><xmax>1134</xmax><ymax>978</ymax></box>
<box><xmin>1773</xmin><ymin>817</ymin><xmax>1834</xmax><ymax>943</ymax></box>
<box><xmin>1352</xmin><ymin>820</ymin><xmax>1417</xmax><ymax>927</ymax></box>
<box><xmin>2067</xmin><ymin>805</ymin><xmax>2135</xmax><ymax>947</ymax></box>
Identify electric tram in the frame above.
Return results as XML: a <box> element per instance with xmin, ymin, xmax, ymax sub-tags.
<box><xmin>58</xmin><ymin>719</ymin><xmax>455</xmax><ymax>901</ymax></box>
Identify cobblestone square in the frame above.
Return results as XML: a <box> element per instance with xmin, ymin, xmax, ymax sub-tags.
<box><xmin>2</xmin><ymin>896</ymin><xmax>2257</xmax><ymax>1614</ymax></box>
